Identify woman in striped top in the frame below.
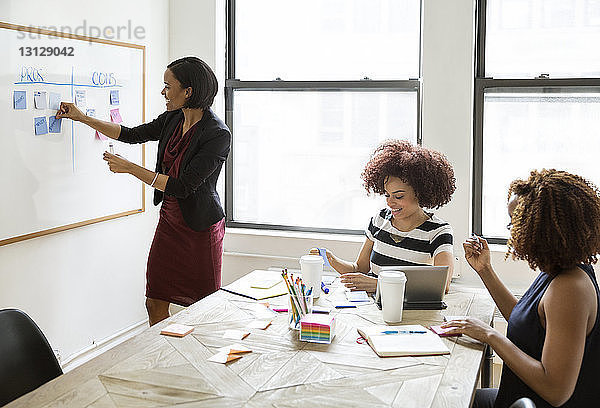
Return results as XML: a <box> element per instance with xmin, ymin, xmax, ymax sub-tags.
<box><xmin>313</xmin><ymin>140</ymin><xmax>456</xmax><ymax>293</ymax></box>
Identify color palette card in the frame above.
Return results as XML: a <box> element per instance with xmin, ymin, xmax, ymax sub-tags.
<box><xmin>160</xmin><ymin>323</ymin><xmax>194</xmax><ymax>337</ymax></box>
<box><xmin>300</xmin><ymin>314</ymin><xmax>335</xmax><ymax>344</ymax></box>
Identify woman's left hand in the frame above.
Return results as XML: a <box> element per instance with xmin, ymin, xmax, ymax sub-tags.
<box><xmin>440</xmin><ymin>317</ymin><xmax>494</xmax><ymax>343</ymax></box>
<box><xmin>103</xmin><ymin>152</ymin><xmax>133</xmax><ymax>174</ymax></box>
<box><xmin>340</xmin><ymin>273</ymin><xmax>377</xmax><ymax>293</ymax></box>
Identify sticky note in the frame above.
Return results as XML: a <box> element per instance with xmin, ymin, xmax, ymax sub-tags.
<box><xmin>346</xmin><ymin>290</ymin><xmax>370</xmax><ymax>302</ymax></box>
<box><xmin>160</xmin><ymin>323</ymin><xmax>194</xmax><ymax>337</ymax></box>
<box><xmin>34</xmin><ymin>117</ymin><xmax>48</xmax><ymax>135</ymax></box>
<box><xmin>48</xmin><ymin>116</ymin><xmax>62</xmax><ymax>133</ymax></box>
<box><xmin>318</xmin><ymin>248</ymin><xmax>332</xmax><ymax>269</ymax></box>
<box><xmin>223</xmin><ymin>330</ymin><xmax>250</xmax><ymax>340</ymax></box>
<box><xmin>110</xmin><ymin>108</ymin><xmax>122</xmax><ymax>123</ymax></box>
<box><xmin>110</xmin><ymin>90</ymin><xmax>119</xmax><ymax>105</ymax></box>
<box><xmin>34</xmin><ymin>91</ymin><xmax>47</xmax><ymax>109</ymax></box>
<box><xmin>86</xmin><ymin>108</ymin><xmax>96</xmax><ymax>117</ymax></box>
<box><xmin>96</xmin><ymin>131</ymin><xmax>108</xmax><ymax>141</ymax></box>
<box><xmin>48</xmin><ymin>92</ymin><xmax>61</xmax><ymax>110</ymax></box>
<box><xmin>207</xmin><ymin>352</ymin><xmax>242</xmax><ymax>364</ymax></box>
<box><xmin>246</xmin><ymin>320</ymin><xmax>272</xmax><ymax>330</ymax></box>
<box><xmin>13</xmin><ymin>91</ymin><xmax>26</xmax><ymax>109</ymax></box>
<box><xmin>216</xmin><ymin>344</ymin><xmax>252</xmax><ymax>354</ymax></box>
<box><xmin>75</xmin><ymin>90</ymin><xmax>86</xmax><ymax>107</ymax></box>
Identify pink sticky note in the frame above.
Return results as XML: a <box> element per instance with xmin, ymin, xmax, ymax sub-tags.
<box><xmin>96</xmin><ymin>130</ymin><xmax>108</xmax><ymax>140</ymax></box>
<box><xmin>110</xmin><ymin>108</ymin><xmax>122</xmax><ymax>123</ymax></box>
<box><xmin>430</xmin><ymin>325</ymin><xmax>462</xmax><ymax>337</ymax></box>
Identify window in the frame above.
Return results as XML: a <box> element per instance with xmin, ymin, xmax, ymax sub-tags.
<box><xmin>226</xmin><ymin>0</ymin><xmax>422</xmax><ymax>233</ymax></box>
<box><xmin>474</xmin><ymin>0</ymin><xmax>600</xmax><ymax>243</ymax></box>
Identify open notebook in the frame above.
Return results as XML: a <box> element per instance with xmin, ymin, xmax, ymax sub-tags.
<box><xmin>357</xmin><ymin>324</ymin><xmax>450</xmax><ymax>357</ymax></box>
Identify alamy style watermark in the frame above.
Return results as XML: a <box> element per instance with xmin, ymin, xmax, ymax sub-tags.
<box><xmin>16</xmin><ymin>20</ymin><xmax>146</xmax><ymax>43</ymax></box>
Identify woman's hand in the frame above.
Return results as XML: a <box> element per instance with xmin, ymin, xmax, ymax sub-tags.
<box><xmin>103</xmin><ymin>152</ymin><xmax>133</xmax><ymax>174</ymax></box>
<box><xmin>340</xmin><ymin>273</ymin><xmax>377</xmax><ymax>293</ymax></box>
<box><xmin>55</xmin><ymin>102</ymin><xmax>86</xmax><ymax>122</ymax></box>
<box><xmin>463</xmin><ymin>235</ymin><xmax>492</xmax><ymax>276</ymax></box>
<box><xmin>441</xmin><ymin>317</ymin><xmax>495</xmax><ymax>343</ymax></box>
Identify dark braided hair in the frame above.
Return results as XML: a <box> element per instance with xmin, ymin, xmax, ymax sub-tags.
<box><xmin>506</xmin><ymin>169</ymin><xmax>600</xmax><ymax>274</ymax></box>
<box><xmin>361</xmin><ymin>140</ymin><xmax>456</xmax><ymax>209</ymax></box>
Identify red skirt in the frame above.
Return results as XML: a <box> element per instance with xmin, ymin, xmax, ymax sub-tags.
<box><xmin>146</xmin><ymin>195</ymin><xmax>225</xmax><ymax>306</ymax></box>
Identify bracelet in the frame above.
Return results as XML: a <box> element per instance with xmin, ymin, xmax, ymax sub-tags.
<box><xmin>150</xmin><ymin>172</ymin><xmax>159</xmax><ymax>187</ymax></box>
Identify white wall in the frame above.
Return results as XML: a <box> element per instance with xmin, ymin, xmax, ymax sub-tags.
<box><xmin>0</xmin><ymin>0</ymin><xmax>169</xmax><ymax>362</ymax></box>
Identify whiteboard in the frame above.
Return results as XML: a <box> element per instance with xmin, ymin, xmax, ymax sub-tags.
<box><xmin>0</xmin><ymin>22</ymin><xmax>145</xmax><ymax>245</ymax></box>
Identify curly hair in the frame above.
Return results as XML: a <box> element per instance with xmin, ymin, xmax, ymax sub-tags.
<box><xmin>361</xmin><ymin>140</ymin><xmax>456</xmax><ymax>209</ymax></box>
<box><xmin>506</xmin><ymin>169</ymin><xmax>600</xmax><ymax>274</ymax></box>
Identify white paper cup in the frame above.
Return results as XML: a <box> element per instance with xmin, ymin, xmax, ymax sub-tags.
<box><xmin>378</xmin><ymin>271</ymin><xmax>407</xmax><ymax>323</ymax></box>
<box><xmin>299</xmin><ymin>255</ymin><xmax>324</xmax><ymax>299</ymax></box>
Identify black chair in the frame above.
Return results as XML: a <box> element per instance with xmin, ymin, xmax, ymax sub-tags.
<box><xmin>0</xmin><ymin>309</ymin><xmax>62</xmax><ymax>406</ymax></box>
<box><xmin>509</xmin><ymin>397</ymin><xmax>536</xmax><ymax>408</ymax></box>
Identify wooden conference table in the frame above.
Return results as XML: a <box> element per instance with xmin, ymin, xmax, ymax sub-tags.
<box><xmin>10</xmin><ymin>270</ymin><xmax>495</xmax><ymax>408</ymax></box>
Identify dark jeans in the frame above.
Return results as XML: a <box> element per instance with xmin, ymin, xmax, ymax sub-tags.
<box><xmin>473</xmin><ymin>388</ymin><xmax>498</xmax><ymax>408</ymax></box>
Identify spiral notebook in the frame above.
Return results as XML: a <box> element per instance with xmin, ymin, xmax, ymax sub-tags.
<box><xmin>357</xmin><ymin>324</ymin><xmax>450</xmax><ymax>357</ymax></box>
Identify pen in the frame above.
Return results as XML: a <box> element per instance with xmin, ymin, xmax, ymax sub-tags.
<box><xmin>109</xmin><ymin>142</ymin><xmax>114</xmax><ymax>155</ymax></box>
<box><xmin>321</xmin><ymin>281</ymin><xmax>329</xmax><ymax>294</ymax></box>
<box><xmin>380</xmin><ymin>330</ymin><xmax>427</xmax><ymax>334</ymax></box>
<box><xmin>335</xmin><ymin>304</ymin><xmax>356</xmax><ymax>309</ymax></box>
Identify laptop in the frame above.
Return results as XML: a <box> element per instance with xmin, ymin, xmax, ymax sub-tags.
<box><xmin>375</xmin><ymin>265</ymin><xmax>449</xmax><ymax>310</ymax></box>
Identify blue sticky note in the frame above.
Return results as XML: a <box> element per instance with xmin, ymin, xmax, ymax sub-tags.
<box><xmin>14</xmin><ymin>91</ymin><xmax>27</xmax><ymax>109</ymax></box>
<box><xmin>34</xmin><ymin>117</ymin><xmax>48</xmax><ymax>135</ymax></box>
<box><xmin>48</xmin><ymin>116</ymin><xmax>62</xmax><ymax>133</ymax></box>
<box><xmin>318</xmin><ymin>248</ymin><xmax>332</xmax><ymax>269</ymax></box>
<box><xmin>49</xmin><ymin>92</ymin><xmax>61</xmax><ymax>110</ymax></box>
<box><xmin>110</xmin><ymin>90</ymin><xmax>119</xmax><ymax>105</ymax></box>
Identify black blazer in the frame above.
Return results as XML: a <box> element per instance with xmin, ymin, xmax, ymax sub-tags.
<box><xmin>119</xmin><ymin>108</ymin><xmax>231</xmax><ymax>231</ymax></box>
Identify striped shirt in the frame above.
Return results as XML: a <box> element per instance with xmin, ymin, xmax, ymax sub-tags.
<box><xmin>365</xmin><ymin>208</ymin><xmax>454</xmax><ymax>275</ymax></box>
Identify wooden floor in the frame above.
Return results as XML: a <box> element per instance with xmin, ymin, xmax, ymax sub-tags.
<box><xmin>8</xmin><ymin>273</ymin><xmax>495</xmax><ymax>408</ymax></box>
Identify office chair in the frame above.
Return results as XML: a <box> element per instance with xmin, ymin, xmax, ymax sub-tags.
<box><xmin>0</xmin><ymin>309</ymin><xmax>63</xmax><ymax>406</ymax></box>
<box><xmin>509</xmin><ymin>397</ymin><xmax>536</xmax><ymax>408</ymax></box>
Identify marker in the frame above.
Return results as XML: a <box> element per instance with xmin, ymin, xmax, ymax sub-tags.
<box><xmin>272</xmin><ymin>308</ymin><xmax>288</xmax><ymax>313</ymax></box>
<box><xmin>334</xmin><ymin>304</ymin><xmax>356</xmax><ymax>309</ymax></box>
<box><xmin>380</xmin><ymin>330</ymin><xmax>427</xmax><ymax>334</ymax></box>
<box><xmin>321</xmin><ymin>281</ymin><xmax>329</xmax><ymax>294</ymax></box>
<box><xmin>108</xmin><ymin>142</ymin><xmax>114</xmax><ymax>154</ymax></box>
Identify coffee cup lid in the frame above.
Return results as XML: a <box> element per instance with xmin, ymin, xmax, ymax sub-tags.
<box><xmin>300</xmin><ymin>254</ymin><xmax>324</xmax><ymax>264</ymax></box>
<box><xmin>378</xmin><ymin>270</ymin><xmax>406</xmax><ymax>282</ymax></box>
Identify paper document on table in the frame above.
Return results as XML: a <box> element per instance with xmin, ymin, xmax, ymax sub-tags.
<box><xmin>221</xmin><ymin>270</ymin><xmax>288</xmax><ymax>300</ymax></box>
<box><xmin>357</xmin><ymin>325</ymin><xmax>449</xmax><ymax>357</ymax></box>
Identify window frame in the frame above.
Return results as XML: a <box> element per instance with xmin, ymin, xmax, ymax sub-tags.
<box><xmin>225</xmin><ymin>0</ymin><xmax>424</xmax><ymax>234</ymax></box>
<box><xmin>473</xmin><ymin>0</ymin><xmax>600</xmax><ymax>244</ymax></box>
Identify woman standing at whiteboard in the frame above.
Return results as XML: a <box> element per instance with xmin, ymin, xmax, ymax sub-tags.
<box><xmin>56</xmin><ymin>57</ymin><xmax>231</xmax><ymax>325</ymax></box>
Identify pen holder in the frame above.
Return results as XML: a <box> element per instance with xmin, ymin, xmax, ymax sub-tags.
<box><xmin>288</xmin><ymin>293</ymin><xmax>313</xmax><ymax>330</ymax></box>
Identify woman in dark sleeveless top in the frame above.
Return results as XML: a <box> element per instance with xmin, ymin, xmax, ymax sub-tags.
<box><xmin>442</xmin><ymin>169</ymin><xmax>600</xmax><ymax>408</ymax></box>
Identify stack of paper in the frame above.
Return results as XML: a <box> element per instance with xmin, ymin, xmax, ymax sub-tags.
<box><xmin>300</xmin><ymin>313</ymin><xmax>336</xmax><ymax>344</ymax></box>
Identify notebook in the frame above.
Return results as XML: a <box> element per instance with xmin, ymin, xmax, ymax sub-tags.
<box><xmin>356</xmin><ymin>324</ymin><xmax>450</xmax><ymax>357</ymax></box>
